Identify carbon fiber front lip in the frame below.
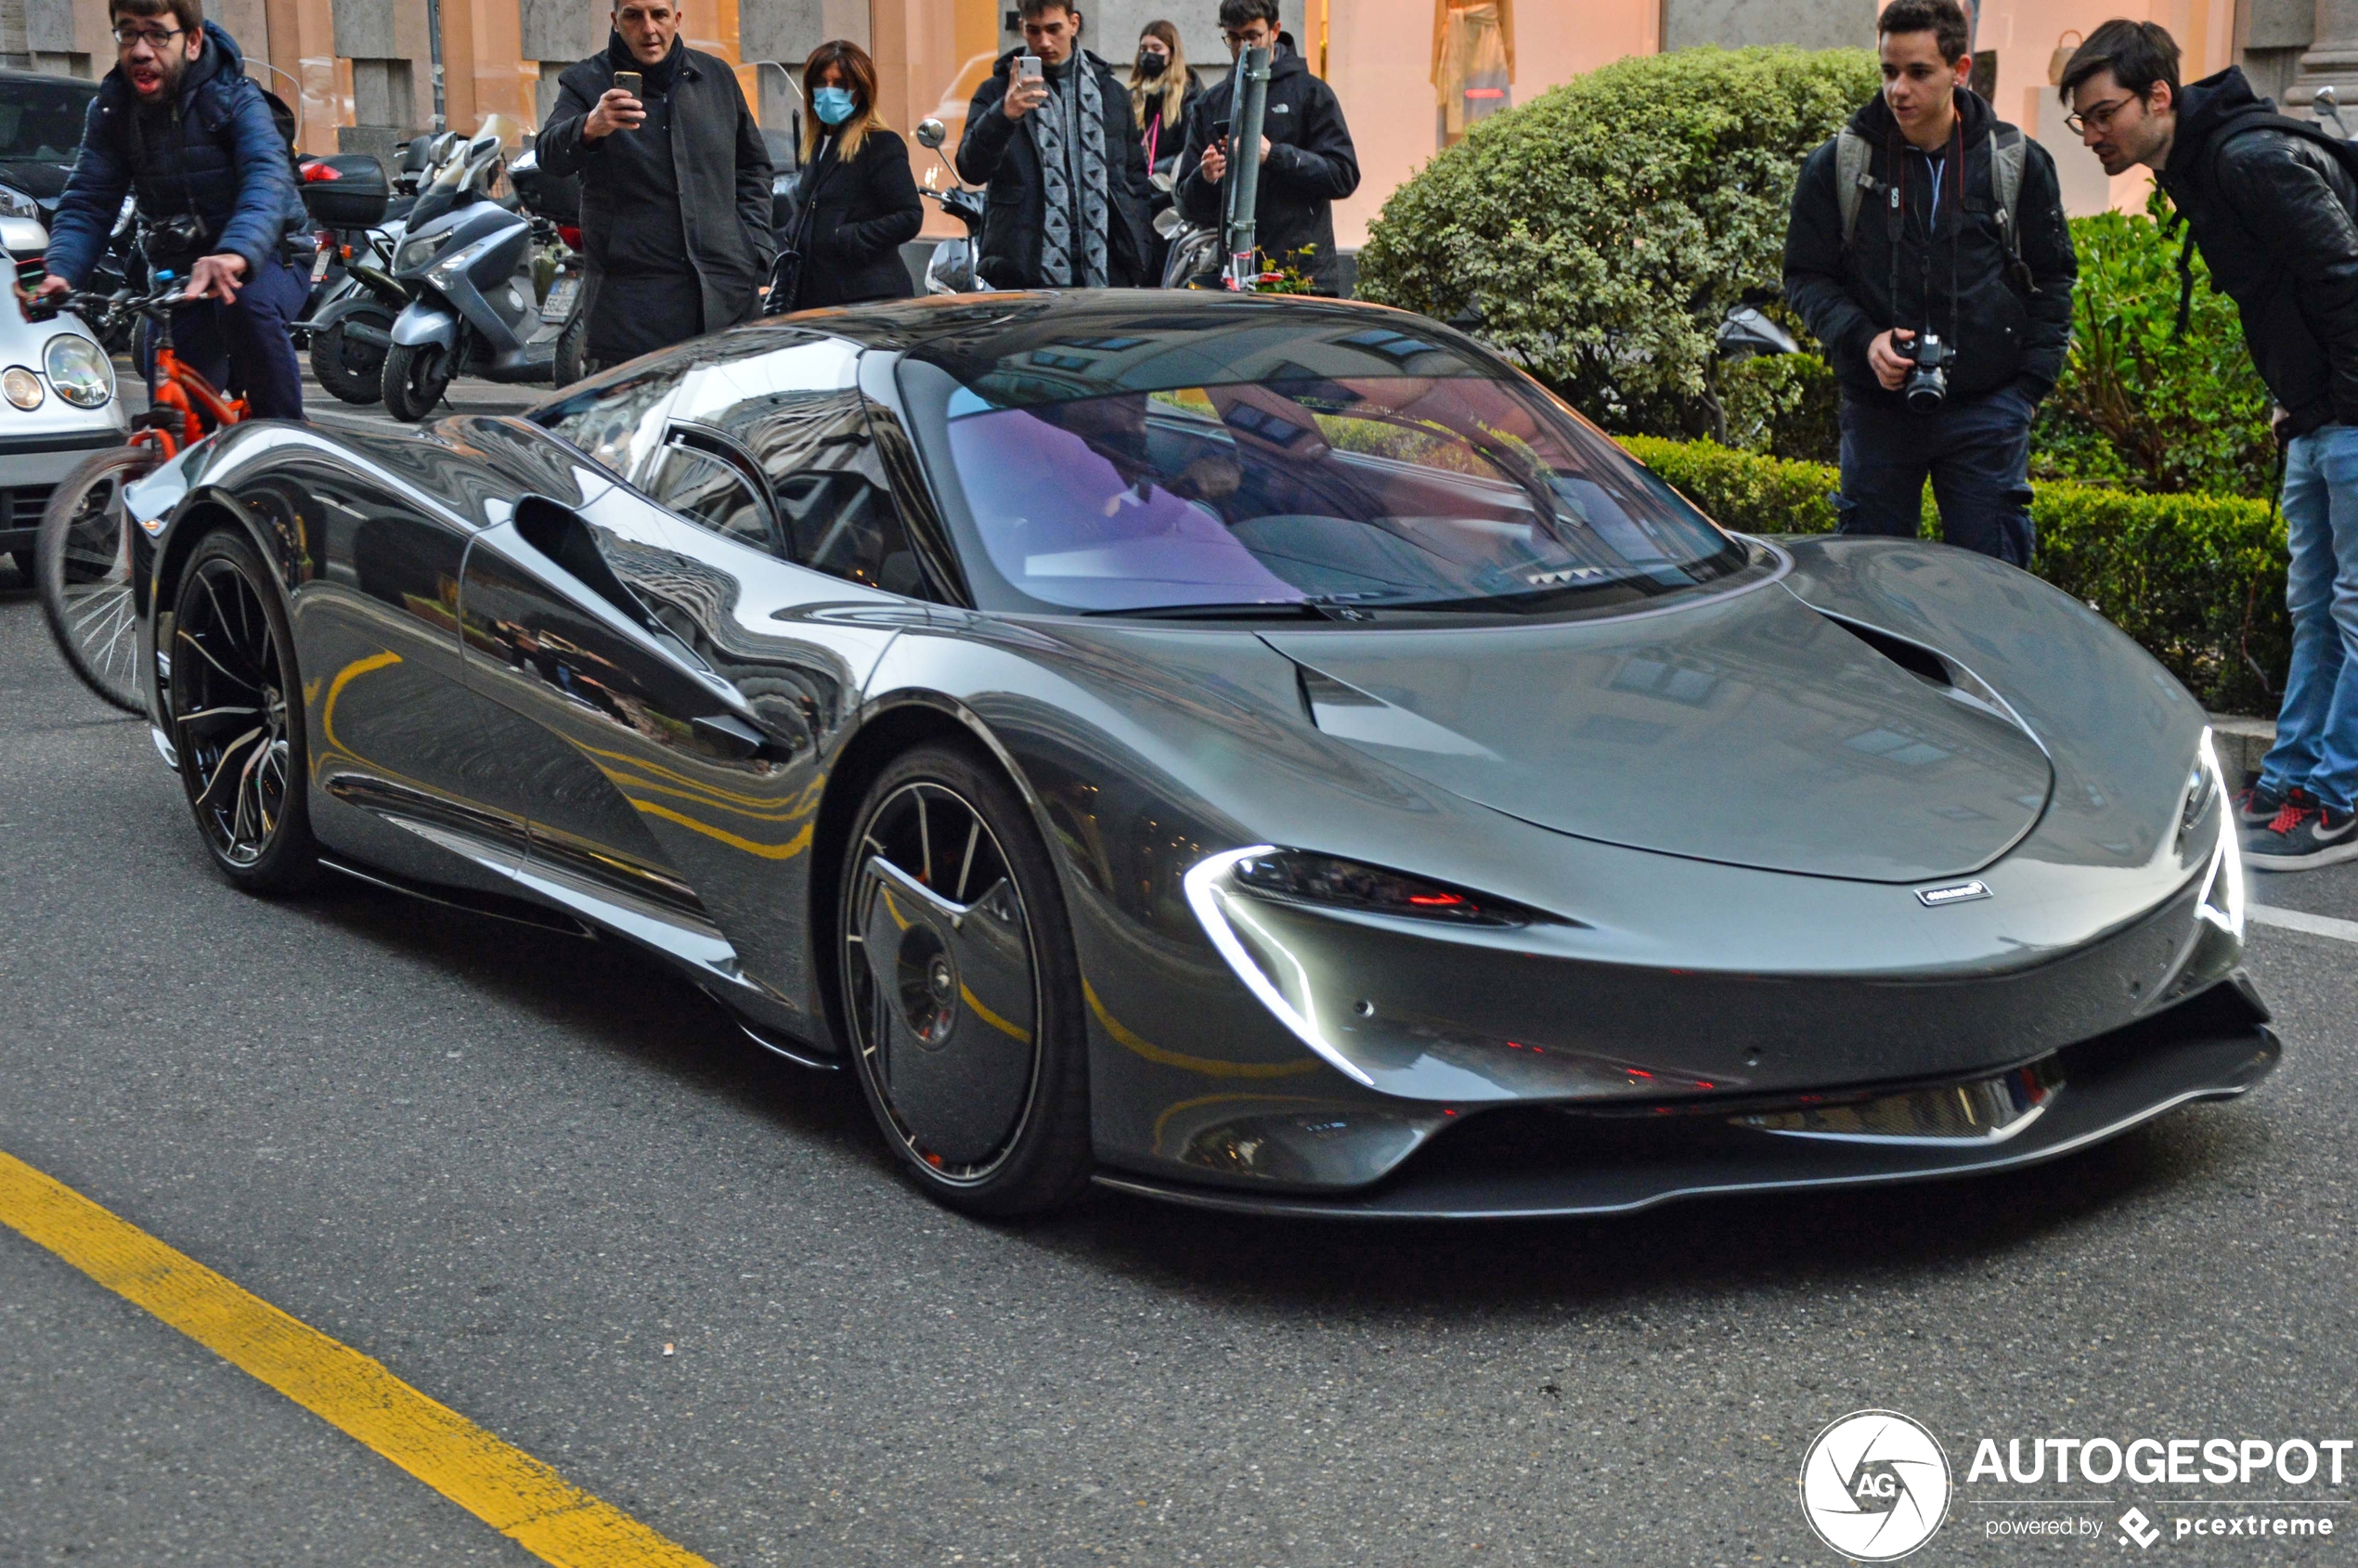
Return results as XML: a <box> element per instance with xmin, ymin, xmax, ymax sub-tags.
<box><xmin>1090</xmin><ymin>1015</ymin><xmax>2279</xmax><ymax>1220</ymax></box>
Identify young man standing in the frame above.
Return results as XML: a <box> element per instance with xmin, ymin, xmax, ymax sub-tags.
<box><xmin>956</xmin><ymin>0</ymin><xmax>1151</xmax><ymax>290</ymax></box>
<box><xmin>1782</xmin><ymin>0</ymin><xmax>2077</xmax><ymax>566</ymax></box>
<box><xmin>1175</xmin><ymin>0</ymin><xmax>1360</xmax><ymax>294</ymax></box>
<box><xmin>31</xmin><ymin>0</ymin><xmax>305</xmax><ymax>419</ymax></box>
<box><xmin>2063</xmin><ymin>21</ymin><xmax>2358</xmax><ymax>870</ymax></box>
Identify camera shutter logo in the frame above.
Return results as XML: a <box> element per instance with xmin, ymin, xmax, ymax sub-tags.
<box><xmin>1798</xmin><ymin>1409</ymin><xmax>1951</xmax><ymax>1561</ymax></box>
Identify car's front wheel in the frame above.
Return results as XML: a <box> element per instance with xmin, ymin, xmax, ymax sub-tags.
<box><xmin>837</xmin><ymin>745</ymin><xmax>1093</xmax><ymax>1215</ymax></box>
<box><xmin>168</xmin><ymin>529</ymin><xmax>317</xmax><ymax>892</ymax></box>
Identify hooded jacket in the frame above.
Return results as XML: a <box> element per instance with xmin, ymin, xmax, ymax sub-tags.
<box><xmin>2155</xmin><ymin>67</ymin><xmax>2358</xmax><ymax>438</ymax></box>
<box><xmin>1783</xmin><ymin>86</ymin><xmax>2077</xmax><ymax>408</ymax></box>
<box><xmin>45</xmin><ymin>20</ymin><xmax>303</xmax><ymax>285</ymax></box>
<box><xmin>539</xmin><ymin>35</ymin><xmax>774</xmax><ymax>336</ymax></box>
<box><xmin>956</xmin><ymin>46</ymin><xmax>1151</xmax><ymax>289</ymax></box>
<box><xmin>1175</xmin><ymin>36</ymin><xmax>1359</xmax><ymax>293</ymax></box>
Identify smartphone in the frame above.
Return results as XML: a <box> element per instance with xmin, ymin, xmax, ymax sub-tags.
<box><xmin>614</xmin><ymin>70</ymin><xmax>642</xmax><ymax>100</ymax></box>
<box><xmin>1017</xmin><ymin>54</ymin><xmax>1043</xmax><ymax>84</ymax></box>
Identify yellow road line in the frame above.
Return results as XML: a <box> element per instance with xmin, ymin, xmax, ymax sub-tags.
<box><xmin>0</xmin><ymin>1147</ymin><xmax>713</xmax><ymax>1568</ymax></box>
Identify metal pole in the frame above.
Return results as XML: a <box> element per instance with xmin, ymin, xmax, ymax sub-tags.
<box><xmin>425</xmin><ymin>0</ymin><xmax>447</xmax><ymax>132</ymax></box>
<box><xmin>1224</xmin><ymin>44</ymin><xmax>1270</xmax><ymax>291</ymax></box>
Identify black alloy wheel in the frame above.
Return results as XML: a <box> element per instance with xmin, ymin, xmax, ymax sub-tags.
<box><xmin>309</xmin><ymin>303</ymin><xmax>395</xmax><ymax>404</ymax></box>
<box><xmin>380</xmin><ymin>339</ymin><xmax>453</xmax><ymax>422</ymax></box>
<box><xmin>167</xmin><ymin>530</ymin><xmax>318</xmax><ymax>891</ymax></box>
<box><xmin>838</xmin><ymin>745</ymin><xmax>1093</xmax><ymax>1215</ymax></box>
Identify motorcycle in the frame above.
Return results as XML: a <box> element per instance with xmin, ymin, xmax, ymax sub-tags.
<box><xmin>379</xmin><ymin>128</ymin><xmax>561</xmax><ymax>421</ymax></box>
<box><xmin>289</xmin><ymin>153</ymin><xmax>412</xmax><ymax>405</ymax></box>
<box><xmin>508</xmin><ymin>147</ymin><xmax>588</xmax><ymax>387</ymax></box>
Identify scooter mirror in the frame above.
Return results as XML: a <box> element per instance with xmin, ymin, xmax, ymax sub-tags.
<box><xmin>915</xmin><ymin>118</ymin><xmax>947</xmax><ymax>149</ymax></box>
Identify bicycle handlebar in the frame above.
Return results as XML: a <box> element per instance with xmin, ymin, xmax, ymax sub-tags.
<box><xmin>23</xmin><ymin>282</ymin><xmax>205</xmax><ymax>324</ymax></box>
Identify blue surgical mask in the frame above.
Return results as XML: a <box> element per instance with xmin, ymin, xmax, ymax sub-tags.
<box><xmin>812</xmin><ymin>86</ymin><xmax>857</xmax><ymax>126</ymax></box>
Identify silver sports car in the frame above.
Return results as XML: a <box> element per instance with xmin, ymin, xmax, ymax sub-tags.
<box><xmin>123</xmin><ymin>292</ymin><xmax>2275</xmax><ymax>1217</ymax></box>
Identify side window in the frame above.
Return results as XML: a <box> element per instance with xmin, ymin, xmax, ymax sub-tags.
<box><xmin>718</xmin><ymin>387</ymin><xmax>924</xmax><ymax>597</ymax></box>
<box><xmin>644</xmin><ymin>432</ymin><xmax>778</xmax><ymax>554</ymax></box>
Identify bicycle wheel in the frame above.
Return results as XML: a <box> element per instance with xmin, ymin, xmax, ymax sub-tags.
<box><xmin>37</xmin><ymin>446</ymin><xmax>157</xmax><ymax>715</ymax></box>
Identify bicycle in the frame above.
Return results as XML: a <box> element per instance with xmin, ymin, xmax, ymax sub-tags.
<box><xmin>30</xmin><ymin>279</ymin><xmax>251</xmax><ymax>714</ymax></box>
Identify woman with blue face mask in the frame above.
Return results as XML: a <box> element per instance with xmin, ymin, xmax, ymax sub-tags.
<box><xmin>776</xmin><ymin>40</ymin><xmax>922</xmax><ymax>312</ymax></box>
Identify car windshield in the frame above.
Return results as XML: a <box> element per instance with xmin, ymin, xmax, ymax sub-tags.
<box><xmin>0</xmin><ymin>80</ymin><xmax>97</xmax><ymax>162</ymax></box>
<box><xmin>905</xmin><ymin>317</ymin><xmax>1747</xmax><ymax>617</ymax></box>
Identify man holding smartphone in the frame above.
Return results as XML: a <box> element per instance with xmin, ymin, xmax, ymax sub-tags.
<box><xmin>538</xmin><ymin>0</ymin><xmax>772</xmax><ymax>369</ymax></box>
<box><xmin>956</xmin><ymin>0</ymin><xmax>1151</xmax><ymax>289</ymax></box>
<box><xmin>1175</xmin><ymin>0</ymin><xmax>1359</xmax><ymax>293</ymax></box>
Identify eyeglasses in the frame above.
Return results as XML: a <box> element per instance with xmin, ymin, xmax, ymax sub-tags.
<box><xmin>111</xmin><ymin>23</ymin><xmax>186</xmax><ymax>48</ymax></box>
<box><xmin>2064</xmin><ymin>95</ymin><xmax>2135</xmax><ymax>136</ymax></box>
<box><xmin>1221</xmin><ymin>28</ymin><xmax>1273</xmax><ymax>45</ymax></box>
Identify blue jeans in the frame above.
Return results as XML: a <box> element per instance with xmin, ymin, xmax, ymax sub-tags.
<box><xmin>139</xmin><ymin>255</ymin><xmax>306</xmax><ymax>421</ymax></box>
<box><xmin>1834</xmin><ymin>387</ymin><xmax>2038</xmax><ymax>566</ymax></box>
<box><xmin>2258</xmin><ymin>422</ymin><xmax>2358</xmax><ymax>814</ymax></box>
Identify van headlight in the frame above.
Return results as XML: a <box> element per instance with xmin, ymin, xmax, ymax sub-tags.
<box><xmin>44</xmin><ymin>334</ymin><xmax>112</xmax><ymax>408</ymax></box>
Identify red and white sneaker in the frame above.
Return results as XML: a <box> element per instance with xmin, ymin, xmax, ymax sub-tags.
<box><xmin>2243</xmin><ymin>797</ymin><xmax>2358</xmax><ymax>871</ymax></box>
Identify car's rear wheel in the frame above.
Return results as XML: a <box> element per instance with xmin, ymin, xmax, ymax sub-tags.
<box><xmin>381</xmin><ymin>340</ymin><xmax>452</xmax><ymax>422</ymax></box>
<box><xmin>168</xmin><ymin>529</ymin><xmax>317</xmax><ymax>892</ymax></box>
<box><xmin>36</xmin><ymin>446</ymin><xmax>155</xmax><ymax>714</ymax></box>
<box><xmin>837</xmin><ymin>745</ymin><xmax>1092</xmax><ymax>1215</ymax></box>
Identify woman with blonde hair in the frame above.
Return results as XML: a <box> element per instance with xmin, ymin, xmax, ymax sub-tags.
<box><xmin>1128</xmin><ymin>20</ymin><xmax>1202</xmax><ymax>281</ymax></box>
<box><xmin>776</xmin><ymin>39</ymin><xmax>923</xmax><ymax>311</ymax></box>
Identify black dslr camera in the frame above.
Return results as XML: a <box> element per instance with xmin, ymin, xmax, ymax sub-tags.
<box><xmin>1901</xmin><ymin>331</ymin><xmax>1952</xmax><ymax>413</ymax></box>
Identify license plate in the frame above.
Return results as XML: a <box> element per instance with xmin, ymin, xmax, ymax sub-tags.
<box><xmin>310</xmin><ymin>247</ymin><xmax>332</xmax><ymax>283</ymax></box>
<box><xmin>541</xmin><ymin>273</ymin><xmax>581</xmax><ymax>323</ymax></box>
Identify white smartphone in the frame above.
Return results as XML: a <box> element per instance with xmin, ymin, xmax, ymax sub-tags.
<box><xmin>1017</xmin><ymin>54</ymin><xmax>1043</xmax><ymax>84</ymax></box>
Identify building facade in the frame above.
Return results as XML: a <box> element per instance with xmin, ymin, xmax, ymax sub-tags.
<box><xmin>0</xmin><ymin>0</ymin><xmax>2320</xmax><ymax>240</ymax></box>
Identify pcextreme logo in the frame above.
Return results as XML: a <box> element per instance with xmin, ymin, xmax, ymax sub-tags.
<box><xmin>1799</xmin><ymin>1409</ymin><xmax>1953</xmax><ymax>1561</ymax></box>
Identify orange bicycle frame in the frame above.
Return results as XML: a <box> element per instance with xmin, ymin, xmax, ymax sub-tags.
<box><xmin>134</xmin><ymin>344</ymin><xmax>249</xmax><ymax>461</ymax></box>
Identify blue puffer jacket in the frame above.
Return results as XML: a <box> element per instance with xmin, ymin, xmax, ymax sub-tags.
<box><xmin>45</xmin><ymin>20</ymin><xmax>302</xmax><ymax>285</ymax></box>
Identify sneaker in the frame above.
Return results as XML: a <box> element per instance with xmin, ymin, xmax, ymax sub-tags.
<box><xmin>2235</xmin><ymin>777</ymin><xmax>2305</xmax><ymax>827</ymax></box>
<box><xmin>2244</xmin><ymin>797</ymin><xmax>2358</xmax><ymax>871</ymax></box>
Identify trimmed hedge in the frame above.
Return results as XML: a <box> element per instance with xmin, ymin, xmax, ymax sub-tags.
<box><xmin>1622</xmin><ymin>436</ymin><xmax>2290</xmax><ymax>714</ymax></box>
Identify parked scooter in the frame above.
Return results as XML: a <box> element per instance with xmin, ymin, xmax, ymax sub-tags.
<box><xmin>380</xmin><ymin>128</ymin><xmax>556</xmax><ymax>421</ymax></box>
<box><xmin>288</xmin><ymin>153</ymin><xmax>412</xmax><ymax>405</ymax></box>
<box><xmin>508</xmin><ymin>147</ymin><xmax>588</xmax><ymax>387</ymax></box>
<box><xmin>910</xmin><ymin>118</ymin><xmax>990</xmax><ymax>296</ymax></box>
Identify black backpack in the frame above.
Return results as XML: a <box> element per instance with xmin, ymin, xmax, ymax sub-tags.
<box><xmin>2168</xmin><ymin>107</ymin><xmax>2358</xmax><ymax>334</ymax></box>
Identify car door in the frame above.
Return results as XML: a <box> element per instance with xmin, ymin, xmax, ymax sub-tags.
<box><xmin>458</xmin><ymin>337</ymin><xmax>922</xmax><ymax>1025</ymax></box>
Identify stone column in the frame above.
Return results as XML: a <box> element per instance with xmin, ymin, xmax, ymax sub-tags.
<box><xmin>2290</xmin><ymin>0</ymin><xmax>2358</xmax><ymax>112</ymax></box>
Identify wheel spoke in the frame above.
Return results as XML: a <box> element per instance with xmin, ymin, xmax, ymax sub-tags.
<box><xmin>175</xmin><ymin>626</ymin><xmax>262</xmax><ymax>692</ymax></box>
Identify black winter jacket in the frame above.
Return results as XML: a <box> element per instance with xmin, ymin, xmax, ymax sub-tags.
<box><xmin>784</xmin><ymin>127</ymin><xmax>924</xmax><ymax>309</ymax></box>
<box><xmin>2157</xmin><ymin>68</ymin><xmax>2358</xmax><ymax>438</ymax></box>
<box><xmin>539</xmin><ymin>37</ymin><xmax>773</xmax><ymax>334</ymax></box>
<box><xmin>956</xmin><ymin>48</ymin><xmax>1151</xmax><ymax>289</ymax></box>
<box><xmin>1176</xmin><ymin>39</ymin><xmax>1359</xmax><ymax>293</ymax></box>
<box><xmin>1782</xmin><ymin>87</ymin><xmax>2076</xmax><ymax>408</ymax></box>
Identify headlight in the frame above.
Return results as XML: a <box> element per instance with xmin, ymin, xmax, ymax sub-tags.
<box><xmin>1229</xmin><ymin>849</ymin><xmax>1535</xmax><ymax>927</ymax></box>
<box><xmin>0</xmin><ymin>183</ymin><xmax>36</xmax><ymax>219</ymax></box>
<box><xmin>395</xmin><ymin>234</ymin><xmax>440</xmax><ymax>273</ymax></box>
<box><xmin>2</xmin><ymin>365</ymin><xmax>44</xmax><ymax>409</ymax></box>
<box><xmin>43</xmin><ymin>334</ymin><xmax>111</xmax><ymax>408</ymax></box>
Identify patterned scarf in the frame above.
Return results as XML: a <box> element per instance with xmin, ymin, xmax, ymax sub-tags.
<box><xmin>1027</xmin><ymin>57</ymin><xmax>1110</xmax><ymax>287</ymax></box>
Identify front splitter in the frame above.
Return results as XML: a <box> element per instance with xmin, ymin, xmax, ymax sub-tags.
<box><xmin>1091</xmin><ymin>1014</ymin><xmax>2280</xmax><ymax>1221</ymax></box>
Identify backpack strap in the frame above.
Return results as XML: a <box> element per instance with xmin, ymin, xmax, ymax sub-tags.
<box><xmin>1989</xmin><ymin>122</ymin><xmax>2030</xmax><ymax>288</ymax></box>
<box><xmin>1835</xmin><ymin>127</ymin><xmax>1873</xmax><ymax>247</ymax></box>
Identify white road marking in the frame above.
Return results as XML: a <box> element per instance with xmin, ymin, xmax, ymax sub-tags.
<box><xmin>2248</xmin><ymin>903</ymin><xmax>2358</xmax><ymax>944</ymax></box>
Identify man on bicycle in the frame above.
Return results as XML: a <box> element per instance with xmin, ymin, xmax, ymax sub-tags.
<box><xmin>23</xmin><ymin>0</ymin><xmax>306</xmax><ymax>420</ymax></box>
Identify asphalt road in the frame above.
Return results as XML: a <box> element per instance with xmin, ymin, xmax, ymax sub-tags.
<box><xmin>2</xmin><ymin>543</ymin><xmax>2355</xmax><ymax>1567</ymax></box>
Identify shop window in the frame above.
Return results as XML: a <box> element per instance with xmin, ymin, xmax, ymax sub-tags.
<box><xmin>1434</xmin><ymin>0</ymin><xmax>1512</xmax><ymax>149</ymax></box>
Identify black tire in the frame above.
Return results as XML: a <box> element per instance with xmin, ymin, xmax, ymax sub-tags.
<box><xmin>381</xmin><ymin>339</ymin><xmax>453</xmax><ymax>422</ymax></box>
<box><xmin>7</xmin><ymin>547</ymin><xmax>32</xmax><ymax>585</ymax></box>
<box><xmin>553</xmin><ymin>305</ymin><xmax>589</xmax><ymax>389</ymax></box>
<box><xmin>836</xmin><ymin>744</ymin><xmax>1093</xmax><ymax>1216</ymax></box>
<box><xmin>166</xmin><ymin>529</ymin><xmax>317</xmax><ymax>893</ymax></box>
<box><xmin>309</xmin><ymin>304</ymin><xmax>394</xmax><ymax>405</ymax></box>
<box><xmin>36</xmin><ymin>446</ymin><xmax>155</xmax><ymax>714</ymax></box>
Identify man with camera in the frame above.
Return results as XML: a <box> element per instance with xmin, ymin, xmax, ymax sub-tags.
<box><xmin>28</xmin><ymin>0</ymin><xmax>306</xmax><ymax>419</ymax></box>
<box><xmin>538</xmin><ymin>0</ymin><xmax>772</xmax><ymax>370</ymax></box>
<box><xmin>956</xmin><ymin>0</ymin><xmax>1151</xmax><ymax>290</ymax></box>
<box><xmin>1782</xmin><ymin>0</ymin><xmax>2076</xmax><ymax>565</ymax></box>
<box><xmin>2059</xmin><ymin>22</ymin><xmax>2358</xmax><ymax>870</ymax></box>
<box><xmin>1174</xmin><ymin>0</ymin><xmax>1360</xmax><ymax>294</ymax></box>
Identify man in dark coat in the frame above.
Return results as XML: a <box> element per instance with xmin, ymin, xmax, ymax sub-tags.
<box><xmin>955</xmin><ymin>0</ymin><xmax>1151</xmax><ymax>289</ymax></box>
<box><xmin>2061</xmin><ymin>20</ymin><xmax>2358</xmax><ymax>871</ymax></box>
<box><xmin>34</xmin><ymin>0</ymin><xmax>307</xmax><ymax>418</ymax></box>
<box><xmin>1175</xmin><ymin>1</ymin><xmax>1359</xmax><ymax>294</ymax></box>
<box><xmin>538</xmin><ymin>0</ymin><xmax>772</xmax><ymax>369</ymax></box>
<box><xmin>1782</xmin><ymin>0</ymin><xmax>2076</xmax><ymax>567</ymax></box>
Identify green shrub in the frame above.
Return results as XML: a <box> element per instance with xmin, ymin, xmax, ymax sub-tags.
<box><xmin>1358</xmin><ymin>45</ymin><xmax>1877</xmax><ymax>429</ymax></box>
<box><xmin>2037</xmin><ymin>195</ymin><xmax>2275</xmax><ymax>498</ymax></box>
<box><xmin>1719</xmin><ymin>351</ymin><xmax>1841</xmax><ymax>461</ymax></box>
<box><xmin>1622</xmin><ymin>436</ymin><xmax>2289</xmax><ymax>712</ymax></box>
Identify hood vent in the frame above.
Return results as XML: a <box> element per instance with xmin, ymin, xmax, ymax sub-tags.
<box><xmin>1818</xmin><ymin>611</ymin><xmax>1953</xmax><ymax>688</ymax></box>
